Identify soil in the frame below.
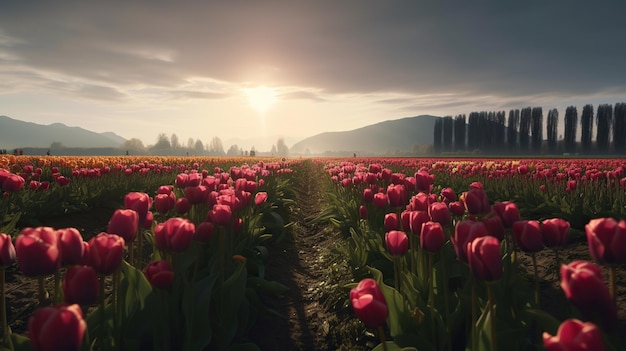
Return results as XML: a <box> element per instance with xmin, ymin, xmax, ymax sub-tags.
<box><xmin>3</xmin><ymin>164</ymin><xmax>625</xmax><ymax>350</ymax></box>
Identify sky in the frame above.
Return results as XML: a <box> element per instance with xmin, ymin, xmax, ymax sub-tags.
<box><xmin>1</xmin><ymin>1</ymin><xmax>626</xmax><ymax>151</ymax></box>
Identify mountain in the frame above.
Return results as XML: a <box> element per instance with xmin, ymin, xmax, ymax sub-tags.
<box><xmin>0</xmin><ymin>116</ymin><xmax>126</xmax><ymax>149</ymax></box>
<box><xmin>290</xmin><ymin>115</ymin><xmax>440</xmax><ymax>155</ymax></box>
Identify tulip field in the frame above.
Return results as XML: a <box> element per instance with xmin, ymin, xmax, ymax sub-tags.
<box><xmin>0</xmin><ymin>155</ymin><xmax>625</xmax><ymax>350</ymax></box>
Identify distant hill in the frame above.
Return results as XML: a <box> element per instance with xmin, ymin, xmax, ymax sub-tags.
<box><xmin>0</xmin><ymin>116</ymin><xmax>126</xmax><ymax>149</ymax></box>
<box><xmin>290</xmin><ymin>115</ymin><xmax>440</xmax><ymax>155</ymax></box>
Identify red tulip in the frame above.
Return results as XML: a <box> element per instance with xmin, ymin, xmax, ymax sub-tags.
<box><xmin>154</xmin><ymin>217</ymin><xmax>195</xmax><ymax>252</ymax></box>
<box><xmin>384</xmin><ymin>213</ymin><xmax>399</xmax><ymax>231</ymax></box>
<box><xmin>462</xmin><ymin>188</ymin><xmax>490</xmax><ymax>216</ymax></box>
<box><xmin>451</xmin><ymin>220</ymin><xmax>488</xmax><ymax>263</ymax></box>
<box><xmin>57</xmin><ymin>228</ymin><xmax>84</xmax><ymax>265</ymax></box>
<box><xmin>542</xmin><ymin>218</ymin><xmax>570</xmax><ymax>247</ymax></box>
<box><xmin>144</xmin><ymin>260</ymin><xmax>174</xmax><ymax>289</ymax></box>
<box><xmin>373</xmin><ymin>192</ymin><xmax>388</xmax><ymax>209</ymax></box>
<box><xmin>513</xmin><ymin>220</ymin><xmax>544</xmax><ymax>253</ymax></box>
<box><xmin>560</xmin><ymin>260</ymin><xmax>617</xmax><ymax>327</ymax></box>
<box><xmin>448</xmin><ymin>201</ymin><xmax>465</xmax><ymax>217</ymax></box>
<box><xmin>363</xmin><ymin>188</ymin><xmax>374</xmax><ymax>203</ymax></box>
<box><xmin>62</xmin><ymin>265</ymin><xmax>99</xmax><ymax>305</ymax></box>
<box><xmin>492</xmin><ymin>201</ymin><xmax>520</xmax><ymax>227</ymax></box>
<box><xmin>385</xmin><ymin>230</ymin><xmax>408</xmax><ymax>256</ymax></box>
<box><xmin>195</xmin><ymin>221</ymin><xmax>215</xmax><ymax>242</ymax></box>
<box><xmin>440</xmin><ymin>187</ymin><xmax>457</xmax><ymax>202</ymax></box>
<box><xmin>254</xmin><ymin>192</ymin><xmax>268</xmax><ymax>206</ymax></box>
<box><xmin>386</xmin><ymin>184</ymin><xmax>407</xmax><ymax>207</ymax></box>
<box><xmin>107</xmin><ymin>209</ymin><xmax>139</xmax><ymax>243</ymax></box>
<box><xmin>155</xmin><ymin>192</ymin><xmax>176</xmax><ymax>214</ymax></box>
<box><xmin>56</xmin><ymin>176</ymin><xmax>70</xmax><ymax>186</ymax></box>
<box><xmin>123</xmin><ymin>192</ymin><xmax>152</xmax><ymax>223</ymax></box>
<box><xmin>409</xmin><ymin>210</ymin><xmax>430</xmax><ymax>236</ymax></box>
<box><xmin>467</xmin><ymin>236</ymin><xmax>502</xmax><ymax>281</ymax></box>
<box><xmin>209</xmin><ymin>204</ymin><xmax>232</xmax><ymax>226</ymax></box>
<box><xmin>0</xmin><ymin>233</ymin><xmax>15</xmax><ymax>267</ymax></box>
<box><xmin>175</xmin><ymin>197</ymin><xmax>191</xmax><ymax>214</ymax></box>
<box><xmin>482</xmin><ymin>214</ymin><xmax>504</xmax><ymax>241</ymax></box>
<box><xmin>350</xmin><ymin>278</ymin><xmax>388</xmax><ymax>329</ymax></box>
<box><xmin>585</xmin><ymin>217</ymin><xmax>626</xmax><ymax>264</ymax></box>
<box><xmin>1</xmin><ymin>174</ymin><xmax>25</xmax><ymax>192</ymax></box>
<box><xmin>543</xmin><ymin>319</ymin><xmax>605</xmax><ymax>351</ymax></box>
<box><xmin>408</xmin><ymin>192</ymin><xmax>430</xmax><ymax>212</ymax></box>
<box><xmin>87</xmin><ymin>233</ymin><xmax>125</xmax><ymax>275</ymax></box>
<box><xmin>15</xmin><ymin>227</ymin><xmax>60</xmax><ymax>277</ymax></box>
<box><xmin>28</xmin><ymin>303</ymin><xmax>87</xmax><ymax>351</ymax></box>
<box><xmin>429</xmin><ymin>201</ymin><xmax>450</xmax><ymax>226</ymax></box>
<box><xmin>414</xmin><ymin>170</ymin><xmax>434</xmax><ymax>192</ymax></box>
<box><xmin>359</xmin><ymin>205</ymin><xmax>368</xmax><ymax>220</ymax></box>
<box><xmin>420</xmin><ymin>221</ymin><xmax>445</xmax><ymax>253</ymax></box>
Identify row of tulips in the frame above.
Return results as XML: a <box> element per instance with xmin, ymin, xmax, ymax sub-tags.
<box><xmin>0</xmin><ymin>158</ymin><xmax>298</xmax><ymax>351</ymax></box>
<box><xmin>317</xmin><ymin>159</ymin><xmax>624</xmax><ymax>350</ymax></box>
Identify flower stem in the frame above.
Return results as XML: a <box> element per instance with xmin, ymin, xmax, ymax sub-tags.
<box><xmin>471</xmin><ymin>278</ymin><xmax>478</xmax><ymax>351</ymax></box>
<box><xmin>392</xmin><ymin>256</ymin><xmax>400</xmax><ymax>291</ymax></box>
<box><xmin>487</xmin><ymin>283</ymin><xmax>497</xmax><ymax>351</ymax></box>
<box><xmin>609</xmin><ymin>265</ymin><xmax>616</xmax><ymax>301</ymax></box>
<box><xmin>37</xmin><ymin>276</ymin><xmax>47</xmax><ymax>305</ymax></box>
<box><xmin>531</xmin><ymin>252</ymin><xmax>539</xmax><ymax>306</ymax></box>
<box><xmin>377</xmin><ymin>325</ymin><xmax>388</xmax><ymax>351</ymax></box>
<box><xmin>0</xmin><ymin>267</ymin><xmax>7</xmax><ymax>345</ymax></box>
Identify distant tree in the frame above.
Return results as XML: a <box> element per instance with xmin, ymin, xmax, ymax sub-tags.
<box><xmin>442</xmin><ymin>116</ymin><xmax>453</xmax><ymax>152</ymax></box>
<box><xmin>121</xmin><ymin>138</ymin><xmax>147</xmax><ymax>154</ymax></box>
<box><xmin>149</xmin><ymin>133</ymin><xmax>172</xmax><ymax>154</ymax></box>
<box><xmin>613</xmin><ymin>103</ymin><xmax>626</xmax><ymax>154</ymax></box>
<box><xmin>194</xmin><ymin>139</ymin><xmax>204</xmax><ymax>155</ymax></box>
<box><xmin>187</xmin><ymin>137</ymin><xmax>195</xmax><ymax>150</ymax></box>
<box><xmin>50</xmin><ymin>141</ymin><xmax>66</xmax><ymax>150</ymax></box>
<box><xmin>546</xmin><ymin>109</ymin><xmax>559</xmax><ymax>154</ymax></box>
<box><xmin>531</xmin><ymin>107</ymin><xmax>543</xmax><ymax>154</ymax></box>
<box><xmin>433</xmin><ymin>118</ymin><xmax>443</xmax><ymax>153</ymax></box>
<box><xmin>170</xmin><ymin>133</ymin><xmax>180</xmax><ymax>149</ymax></box>
<box><xmin>453</xmin><ymin>114</ymin><xmax>466</xmax><ymax>152</ymax></box>
<box><xmin>226</xmin><ymin>144</ymin><xmax>240</xmax><ymax>156</ymax></box>
<box><xmin>276</xmin><ymin>138</ymin><xmax>289</xmax><ymax>156</ymax></box>
<box><xmin>507</xmin><ymin>109</ymin><xmax>520</xmax><ymax>153</ymax></box>
<box><xmin>519</xmin><ymin>107</ymin><xmax>532</xmax><ymax>153</ymax></box>
<box><xmin>270</xmin><ymin>145</ymin><xmax>277</xmax><ymax>155</ymax></box>
<box><xmin>564</xmin><ymin>106</ymin><xmax>578</xmax><ymax>154</ymax></box>
<box><xmin>467</xmin><ymin>112</ymin><xmax>480</xmax><ymax>151</ymax></box>
<box><xmin>304</xmin><ymin>148</ymin><xmax>311</xmax><ymax>156</ymax></box>
<box><xmin>595</xmin><ymin>104</ymin><xmax>612</xmax><ymax>154</ymax></box>
<box><xmin>580</xmin><ymin>104</ymin><xmax>594</xmax><ymax>153</ymax></box>
<box><xmin>208</xmin><ymin>137</ymin><xmax>225</xmax><ymax>156</ymax></box>
<box><xmin>494</xmin><ymin>111</ymin><xmax>506</xmax><ymax>153</ymax></box>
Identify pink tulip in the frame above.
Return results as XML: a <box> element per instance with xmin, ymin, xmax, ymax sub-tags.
<box><xmin>585</xmin><ymin>217</ymin><xmax>626</xmax><ymax>264</ymax></box>
<box><xmin>15</xmin><ymin>227</ymin><xmax>60</xmax><ymax>277</ymax></box>
<box><xmin>0</xmin><ymin>233</ymin><xmax>16</xmax><ymax>267</ymax></box>
<box><xmin>194</xmin><ymin>221</ymin><xmax>215</xmax><ymax>243</ymax></box>
<box><xmin>409</xmin><ymin>210</ymin><xmax>430</xmax><ymax>236</ymax></box>
<box><xmin>359</xmin><ymin>205</ymin><xmax>368</xmax><ymax>220</ymax></box>
<box><xmin>209</xmin><ymin>204</ymin><xmax>232</xmax><ymax>226</ymax></box>
<box><xmin>440</xmin><ymin>187</ymin><xmax>457</xmax><ymax>202</ymax></box>
<box><xmin>144</xmin><ymin>260</ymin><xmax>174</xmax><ymax>289</ymax></box>
<box><xmin>386</xmin><ymin>184</ymin><xmax>407</xmax><ymax>207</ymax></box>
<box><xmin>467</xmin><ymin>236</ymin><xmax>502</xmax><ymax>281</ymax></box>
<box><xmin>155</xmin><ymin>193</ymin><xmax>176</xmax><ymax>214</ymax></box>
<box><xmin>513</xmin><ymin>220</ymin><xmax>544</xmax><ymax>253</ymax></box>
<box><xmin>543</xmin><ymin>319</ymin><xmax>605</xmax><ymax>351</ymax></box>
<box><xmin>385</xmin><ymin>230</ymin><xmax>408</xmax><ymax>256</ymax></box>
<box><xmin>560</xmin><ymin>260</ymin><xmax>617</xmax><ymax>327</ymax></box>
<box><xmin>350</xmin><ymin>278</ymin><xmax>388</xmax><ymax>329</ymax></box>
<box><xmin>373</xmin><ymin>192</ymin><xmax>388</xmax><ymax>209</ymax></box>
<box><xmin>57</xmin><ymin>228</ymin><xmax>84</xmax><ymax>265</ymax></box>
<box><xmin>363</xmin><ymin>188</ymin><xmax>374</xmax><ymax>203</ymax></box>
<box><xmin>420</xmin><ymin>221</ymin><xmax>445</xmax><ymax>253</ymax></box>
<box><xmin>254</xmin><ymin>192</ymin><xmax>268</xmax><ymax>206</ymax></box>
<box><xmin>175</xmin><ymin>197</ymin><xmax>191</xmax><ymax>214</ymax></box>
<box><xmin>482</xmin><ymin>214</ymin><xmax>504</xmax><ymax>241</ymax></box>
<box><xmin>384</xmin><ymin>213</ymin><xmax>399</xmax><ymax>231</ymax></box>
<box><xmin>414</xmin><ymin>170</ymin><xmax>434</xmax><ymax>192</ymax></box>
<box><xmin>451</xmin><ymin>220</ymin><xmax>488</xmax><ymax>263</ymax></box>
<box><xmin>154</xmin><ymin>217</ymin><xmax>195</xmax><ymax>253</ymax></box>
<box><xmin>107</xmin><ymin>209</ymin><xmax>139</xmax><ymax>243</ymax></box>
<box><xmin>62</xmin><ymin>265</ymin><xmax>99</xmax><ymax>305</ymax></box>
<box><xmin>28</xmin><ymin>304</ymin><xmax>87</xmax><ymax>351</ymax></box>
<box><xmin>448</xmin><ymin>201</ymin><xmax>465</xmax><ymax>217</ymax></box>
<box><xmin>1</xmin><ymin>174</ymin><xmax>25</xmax><ymax>192</ymax></box>
<box><xmin>542</xmin><ymin>218</ymin><xmax>570</xmax><ymax>247</ymax></box>
<box><xmin>123</xmin><ymin>192</ymin><xmax>152</xmax><ymax>223</ymax></box>
<box><xmin>429</xmin><ymin>201</ymin><xmax>451</xmax><ymax>226</ymax></box>
<box><xmin>492</xmin><ymin>201</ymin><xmax>520</xmax><ymax>227</ymax></box>
<box><xmin>462</xmin><ymin>188</ymin><xmax>490</xmax><ymax>216</ymax></box>
<box><xmin>87</xmin><ymin>233</ymin><xmax>125</xmax><ymax>275</ymax></box>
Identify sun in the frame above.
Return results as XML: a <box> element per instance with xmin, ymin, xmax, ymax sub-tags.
<box><xmin>244</xmin><ymin>86</ymin><xmax>277</xmax><ymax>115</ymax></box>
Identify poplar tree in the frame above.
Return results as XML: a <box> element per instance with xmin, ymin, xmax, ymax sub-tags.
<box><xmin>564</xmin><ymin>106</ymin><xmax>578</xmax><ymax>154</ymax></box>
<box><xmin>581</xmin><ymin>104</ymin><xmax>594</xmax><ymax>153</ymax></box>
<box><xmin>507</xmin><ymin>109</ymin><xmax>520</xmax><ymax>154</ymax></box>
<box><xmin>546</xmin><ymin>108</ymin><xmax>559</xmax><ymax>154</ymax></box>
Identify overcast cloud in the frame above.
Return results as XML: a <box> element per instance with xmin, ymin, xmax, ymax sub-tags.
<box><xmin>1</xmin><ymin>1</ymin><xmax>625</xmax><ymax>148</ymax></box>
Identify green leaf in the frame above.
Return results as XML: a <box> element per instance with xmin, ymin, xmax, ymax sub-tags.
<box><xmin>372</xmin><ymin>341</ymin><xmax>418</xmax><ymax>351</ymax></box>
<box><xmin>247</xmin><ymin>276</ymin><xmax>289</xmax><ymax>296</ymax></box>
<box><xmin>8</xmin><ymin>333</ymin><xmax>32</xmax><ymax>351</ymax></box>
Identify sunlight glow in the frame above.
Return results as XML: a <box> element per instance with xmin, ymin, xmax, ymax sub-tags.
<box><xmin>244</xmin><ymin>86</ymin><xmax>277</xmax><ymax>115</ymax></box>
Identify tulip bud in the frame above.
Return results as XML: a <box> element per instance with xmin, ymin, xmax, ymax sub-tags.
<box><xmin>359</xmin><ymin>205</ymin><xmax>368</xmax><ymax>220</ymax></box>
<box><xmin>154</xmin><ymin>217</ymin><xmax>195</xmax><ymax>252</ymax></box>
<box><xmin>15</xmin><ymin>227</ymin><xmax>60</xmax><ymax>277</ymax></box>
<box><xmin>542</xmin><ymin>218</ymin><xmax>570</xmax><ymax>247</ymax></box>
<box><xmin>513</xmin><ymin>220</ymin><xmax>544</xmax><ymax>253</ymax></box>
<box><xmin>448</xmin><ymin>201</ymin><xmax>465</xmax><ymax>217</ymax></box>
<box><xmin>57</xmin><ymin>228</ymin><xmax>84</xmax><ymax>266</ymax></box>
<box><xmin>28</xmin><ymin>304</ymin><xmax>87</xmax><ymax>351</ymax></box>
<box><xmin>409</xmin><ymin>210</ymin><xmax>430</xmax><ymax>236</ymax></box>
<box><xmin>462</xmin><ymin>188</ymin><xmax>490</xmax><ymax>216</ymax></box>
<box><xmin>107</xmin><ymin>209</ymin><xmax>139</xmax><ymax>243</ymax></box>
<box><xmin>467</xmin><ymin>236</ymin><xmax>502</xmax><ymax>281</ymax></box>
<box><xmin>195</xmin><ymin>221</ymin><xmax>215</xmax><ymax>243</ymax></box>
<box><xmin>440</xmin><ymin>187</ymin><xmax>457</xmax><ymax>202</ymax></box>
<box><xmin>144</xmin><ymin>260</ymin><xmax>174</xmax><ymax>289</ymax></box>
<box><xmin>451</xmin><ymin>220</ymin><xmax>488</xmax><ymax>263</ymax></box>
<box><xmin>420</xmin><ymin>221</ymin><xmax>445</xmax><ymax>253</ymax></box>
<box><xmin>0</xmin><ymin>233</ymin><xmax>16</xmax><ymax>267</ymax></box>
<box><xmin>482</xmin><ymin>214</ymin><xmax>504</xmax><ymax>241</ymax></box>
<box><xmin>429</xmin><ymin>201</ymin><xmax>450</xmax><ymax>226</ymax></box>
<box><xmin>123</xmin><ymin>192</ymin><xmax>152</xmax><ymax>224</ymax></box>
<box><xmin>363</xmin><ymin>188</ymin><xmax>374</xmax><ymax>203</ymax></box>
<box><xmin>560</xmin><ymin>260</ymin><xmax>617</xmax><ymax>327</ymax></box>
<box><xmin>254</xmin><ymin>192</ymin><xmax>268</xmax><ymax>206</ymax></box>
<box><xmin>385</xmin><ymin>230</ymin><xmax>408</xmax><ymax>256</ymax></box>
<box><xmin>585</xmin><ymin>217</ymin><xmax>626</xmax><ymax>264</ymax></box>
<box><xmin>62</xmin><ymin>265</ymin><xmax>99</xmax><ymax>305</ymax></box>
<box><xmin>350</xmin><ymin>278</ymin><xmax>388</xmax><ymax>329</ymax></box>
<box><xmin>155</xmin><ymin>192</ymin><xmax>176</xmax><ymax>214</ymax></box>
<box><xmin>373</xmin><ymin>192</ymin><xmax>388</xmax><ymax>209</ymax></box>
<box><xmin>492</xmin><ymin>201</ymin><xmax>520</xmax><ymax>227</ymax></box>
<box><xmin>87</xmin><ymin>233</ymin><xmax>125</xmax><ymax>275</ymax></box>
<box><xmin>386</xmin><ymin>184</ymin><xmax>407</xmax><ymax>208</ymax></box>
<box><xmin>543</xmin><ymin>319</ymin><xmax>605</xmax><ymax>351</ymax></box>
<box><xmin>384</xmin><ymin>213</ymin><xmax>399</xmax><ymax>231</ymax></box>
<box><xmin>209</xmin><ymin>204</ymin><xmax>232</xmax><ymax>226</ymax></box>
<box><xmin>414</xmin><ymin>170</ymin><xmax>434</xmax><ymax>192</ymax></box>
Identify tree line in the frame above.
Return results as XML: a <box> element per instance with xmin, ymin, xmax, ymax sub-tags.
<box><xmin>433</xmin><ymin>102</ymin><xmax>626</xmax><ymax>155</ymax></box>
